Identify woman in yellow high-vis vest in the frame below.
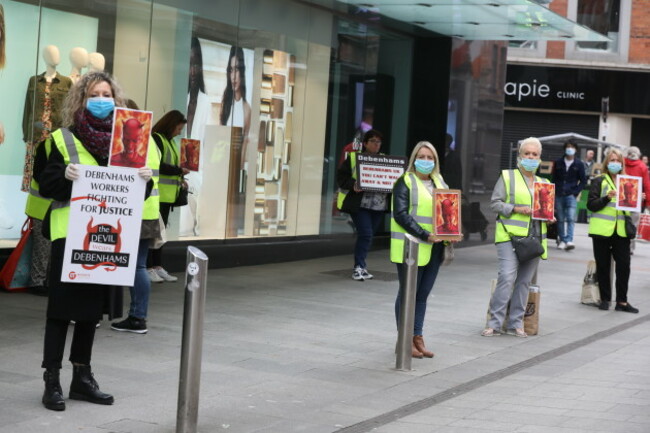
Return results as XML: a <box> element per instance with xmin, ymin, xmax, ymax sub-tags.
<box><xmin>391</xmin><ymin>141</ymin><xmax>449</xmax><ymax>359</ymax></box>
<box><xmin>36</xmin><ymin>72</ymin><xmax>156</xmax><ymax>411</ymax></box>
<box><xmin>147</xmin><ymin>110</ymin><xmax>189</xmax><ymax>283</ymax></box>
<box><xmin>337</xmin><ymin>129</ymin><xmax>389</xmax><ymax>281</ymax></box>
<box><xmin>587</xmin><ymin>148</ymin><xmax>639</xmax><ymax>313</ymax></box>
<box><xmin>483</xmin><ymin>137</ymin><xmax>551</xmax><ymax>338</ymax></box>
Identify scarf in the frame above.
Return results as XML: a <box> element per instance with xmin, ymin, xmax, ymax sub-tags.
<box><xmin>73</xmin><ymin>109</ymin><xmax>113</xmax><ymax>159</ymax></box>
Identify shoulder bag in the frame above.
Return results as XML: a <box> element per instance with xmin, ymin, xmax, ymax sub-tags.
<box><xmin>499</xmin><ymin>219</ymin><xmax>544</xmax><ymax>263</ymax></box>
<box><xmin>624</xmin><ymin>214</ymin><xmax>636</xmax><ymax>239</ymax></box>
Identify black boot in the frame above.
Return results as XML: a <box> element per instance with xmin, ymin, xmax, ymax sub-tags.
<box><xmin>69</xmin><ymin>365</ymin><xmax>114</xmax><ymax>405</ymax></box>
<box><xmin>42</xmin><ymin>368</ymin><xmax>65</xmax><ymax>411</ymax></box>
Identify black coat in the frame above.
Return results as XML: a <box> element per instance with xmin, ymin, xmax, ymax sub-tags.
<box><xmin>35</xmin><ymin>133</ymin><xmax>124</xmax><ymax>321</ymax></box>
<box><xmin>336</xmin><ymin>153</ymin><xmax>390</xmax><ymax>213</ymax></box>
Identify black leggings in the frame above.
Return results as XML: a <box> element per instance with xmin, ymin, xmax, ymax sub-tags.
<box><xmin>147</xmin><ymin>203</ymin><xmax>172</xmax><ymax>268</ymax></box>
<box><xmin>592</xmin><ymin>235</ymin><xmax>631</xmax><ymax>304</ymax></box>
<box><xmin>42</xmin><ymin>318</ymin><xmax>96</xmax><ymax>369</ymax></box>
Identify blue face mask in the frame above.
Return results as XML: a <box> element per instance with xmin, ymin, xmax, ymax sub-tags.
<box><xmin>86</xmin><ymin>97</ymin><xmax>115</xmax><ymax>119</ymax></box>
<box><xmin>414</xmin><ymin>159</ymin><xmax>435</xmax><ymax>174</ymax></box>
<box><xmin>565</xmin><ymin>148</ymin><xmax>576</xmax><ymax>156</ymax></box>
<box><xmin>520</xmin><ymin>158</ymin><xmax>540</xmax><ymax>172</ymax></box>
<box><xmin>607</xmin><ymin>162</ymin><xmax>622</xmax><ymax>174</ymax></box>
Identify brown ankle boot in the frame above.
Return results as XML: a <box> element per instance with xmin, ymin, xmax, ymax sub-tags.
<box><xmin>413</xmin><ymin>335</ymin><xmax>434</xmax><ymax>358</ymax></box>
<box><xmin>411</xmin><ymin>341</ymin><xmax>423</xmax><ymax>358</ymax></box>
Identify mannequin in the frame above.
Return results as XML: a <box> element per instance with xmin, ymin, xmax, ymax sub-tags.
<box><xmin>88</xmin><ymin>52</ymin><xmax>105</xmax><ymax>72</ymax></box>
<box><xmin>22</xmin><ymin>45</ymin><xmax>72</xmax><ymax>190</ymax></box>
<box><xmin>68</xmin><ymin>47</ymin><xmax>88</xmax><ymax>83</ymax></box>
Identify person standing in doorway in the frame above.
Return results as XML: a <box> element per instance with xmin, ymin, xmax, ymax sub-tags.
<box><xmin>552</xmin><ymin>140</ymin><xmax>586</xmax><ymax>251</ymax></box>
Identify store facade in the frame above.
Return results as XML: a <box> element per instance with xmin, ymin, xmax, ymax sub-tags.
<box><xmin>0</xmin><ymin>0</ymin><xmax>602</xmax><ymax>268</ymax></box>
<box><xmin>502</xmin><ymin>63</ymin><xmax>650</xmax><ymax>166</ymax></box>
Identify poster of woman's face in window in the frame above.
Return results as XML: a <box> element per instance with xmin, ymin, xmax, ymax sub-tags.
<box><xmin>186</xmin><ymin>37</ymin><xmax>254</xmax><ymax>143</ymax></box>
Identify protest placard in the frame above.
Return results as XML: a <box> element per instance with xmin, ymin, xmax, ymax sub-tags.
<box><xmin>432</xmin><ymin>189</ymin><xmax>463</xmax><ymax>241</ymax></box>
<box><xmin>354</xmin><ymin>154</ymin><xmax>407</xmax><ymax>193</ymax></box>
<box><xmin>109</xmin><ymin>108</ymin><xmax>153</xmax><ymax>168</ymax></box>
<box><xmin>180</xmin><ymin>138</ymin><xmax>201</xmax><ymax>171</ymax></box>
<box><xmin>61</xmin><ymin>165</ymin><xmax>146</xmax><ymax>286</ymax></box>
<box><xmin>532</xmin><ymin>182</ymin><xmax>555</xmax><ymax>221</ymax></box>
<box><xmin>616</xmin><ymin>175</ymin><xmax>642</xmax><ymax>212</ymax></box>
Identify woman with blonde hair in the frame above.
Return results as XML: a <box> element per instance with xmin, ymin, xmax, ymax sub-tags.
<box><xmin>587</xmin><ymin>147</ymin><xmax>639</xmax><ymax>313</ymax></box>
<box><xmin>35</xmin><ymin>71</ymin><xmax>155</xmax><ymax>410</ymax></box>
<box><xmin>391</xmin><ymin>141</ymin><xmax>449</xmax><ymax>359</ymax></box>
<box><xmin>483</xmin><ymin>137</ymin><xmax>552</xmax><ymax>338</ymax></box>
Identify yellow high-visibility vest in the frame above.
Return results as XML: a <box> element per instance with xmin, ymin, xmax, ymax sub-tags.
<box><xmin>390</xmin><ymin>172</ymin><xmax>447</xmax><ymax>266</ymax></box>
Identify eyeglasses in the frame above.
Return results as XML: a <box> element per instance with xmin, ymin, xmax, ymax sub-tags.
<box><xmin>367</xmin><ymin>138</ymin><xmax>382</xmax><ymax>144</ymax></box>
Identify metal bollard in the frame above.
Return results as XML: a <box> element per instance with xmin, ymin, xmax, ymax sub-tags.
<box><xmin>395</xmin><ymin>234</ymin><xmax>419</xmax><ymax>371</ymax></box>
<box><xmin>176</xmin><ymin>246</ymin><xmax>209</xmax><ymax>433</ymax></box>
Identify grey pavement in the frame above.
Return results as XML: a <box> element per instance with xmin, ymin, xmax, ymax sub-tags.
<box><xmin>1</xmin><ymin>223</ymin><xmax>649</xmax><ymax>433</ymax></box>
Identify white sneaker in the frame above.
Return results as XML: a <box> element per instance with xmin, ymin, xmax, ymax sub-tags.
<box><xmin>352</xmin><ymin>267</ymin><xmax>365</xmax><ymax>281</ymax></box>
<box><xmin>155</xmin><ymin>267</ymin><xmax>178</xmax><ymax>282</ymax></box>
<box><xmin>557</xmin><ymin>241</ymin><xmax>566</xmax><ymax>250</ymax></box>
<box><xmin>147</xmin><ymin>268</ymin><xmax>164</xmax><ymax>283</ymax></box>
<box><xmin>360</xmin><ymin>268</ymin><xmax>374</xmax><ymax>280</ymax></box>
<box><xmin>565</xmin><ymin>242</ymin><xmax>575</xmax><ymax>251</ymax></box>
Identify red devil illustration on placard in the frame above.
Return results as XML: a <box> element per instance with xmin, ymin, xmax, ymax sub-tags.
<box><xmin>80</xmin><ymin>218</ymin><xmax>122</xmax><ymax>270</ymax></box>
<box><xmin>111</xmin><ymin>118</ymin><xmax>146</xmax><ymax>168</ymax></box>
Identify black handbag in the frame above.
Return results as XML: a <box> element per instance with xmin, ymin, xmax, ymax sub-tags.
<box><xmin>173</xmin><ymin>185</ymin><xmax>189</xmax><ymax>207</ymax></box>
<box><xmin>499</xmin><ymin>219</ymin><xmax>544</xmax><ymax>263</ymax></box>
<box><xmin>624</xmin><ymin>214</ymin><xmax>636</xmax><ymax>238</ymax></box>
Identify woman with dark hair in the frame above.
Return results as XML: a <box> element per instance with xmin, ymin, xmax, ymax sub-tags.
<box><xmin>187</xmin><ymin>37</ymin><xmax>207</xmax><ymax>140</ymax></box>
<box><xmin>146</xmin><ymin>110</ymin><xmax>188</xmax><ymax>283</ymax></box>
<box><xmin>35</xmin><ymin>71</ymin><xmax>157</xmax><ymax>410</ymax></box>
<box><xmin>183</xmin><ymin>37</ymin><xmax>208</xmax><ymax>236</ymax></box>
<box><xmin>337</xmin><ymin>129</ymin><xmax>389</xmax><ymax>281</ymax></box>
<box><xmin>219</xmin><ymin>46</ymin><xmax>251</xmax><ymax>132</ymax></box>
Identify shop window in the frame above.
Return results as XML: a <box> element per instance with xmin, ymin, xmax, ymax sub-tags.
<box><xmin>576</xmin><ymin>0</ymin><xmax>620</xmax><ymax>52</ymax></box>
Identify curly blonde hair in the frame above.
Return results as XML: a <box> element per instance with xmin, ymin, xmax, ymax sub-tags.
<box><xmin>0</xmin><ymin>4</ymin><xmax>6</xmax><ymax>69</ymax></box>
<box><xmin>62</xmin><ymin>71</ymin><xmax>126</xmax><ymax>127</ymax></box>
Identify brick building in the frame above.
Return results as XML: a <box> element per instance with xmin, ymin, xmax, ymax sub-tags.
<box><xmin>503</xmin><ymin>0</ymin><xmax>650</xmax><ymax>165</ymax></box>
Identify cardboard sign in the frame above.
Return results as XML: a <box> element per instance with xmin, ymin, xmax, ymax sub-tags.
<box><xmin>61</xmin><ymin>165</ymin><xmax>146</xmax><ymax>286</ymax></box>
<box><xmin>616</xmin><ymin>175</ymin><xmax>642</xmax><ymax>212</ymax></box>
<box><xmin>109</xmin><ymin>108</ymin><xmax>153</xmax><ymax>169</ymax></box>
<box><xmin>180</xmin><ymin>138</ymin><xmax>201</xmax><ymax>172</ymax></box>
<box><xmin>532</xmin><ymin>182</ymin><xmax>555</xmax><ymax>221</ymax></box>
<box><xmin>432</xmin><ymin>189</ymin><xmax>463</xmax><ymax>241</ymax></box>
<box><xmin>355</xmin><ymin>154</ymin><xmax>408</xmax><ymax>193</ymax></box>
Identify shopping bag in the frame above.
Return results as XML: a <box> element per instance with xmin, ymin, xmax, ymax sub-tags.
<box><xmin>524</xmin><ymin>285</ymin><xmax>540</xmax><ymax>336</ymax></box>
<box><xmin>580</xmin><ymin>260</ymin><xmax>600</xmax><ymax>306</ymax></box>
<box><xmin>149</xmin><ymin>215</ymin><xmax>167</xmax><ymax>250</ymax></box>
<box><xmin>637</xmin><ymin>214</ymin><xmax>650</xmax><ymax>241</ymax></box>
<box><xmin>486</xmin><ymin>279</ymin><xmax>540</xmax><ymax>335</ymax></box>
<box><xmin>0</xmin><ymin>218</ymin><xmax>33</xmax><ymax>291</ymax></box>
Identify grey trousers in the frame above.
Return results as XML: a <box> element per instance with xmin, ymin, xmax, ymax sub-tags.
<box><xmin>29</xmin><ymin>218</ymin><xmax>51</xmax><ymax>287</ymax></box>
<box><xmin>487</xmin><ymin>242</ymin><xmax>539</xmax><ymax>331</ymax></box>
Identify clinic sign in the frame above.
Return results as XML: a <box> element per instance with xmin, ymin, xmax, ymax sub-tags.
<box><xmin>61</xmin><ymin>165</ymin><xmax>145</xmax><ymax>286</ymax></box>
<box><xmin>505</xmin><ymin>64</ymin><xmax>650</xmax><ymax>115</ymax></box>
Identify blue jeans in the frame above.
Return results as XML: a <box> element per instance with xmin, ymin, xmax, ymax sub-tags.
<box><xmin>394</xmin><ymin>243</ymin><xmax>443</xmax><ymax>336</ymax></box>
<box><xmin>350</xmin><ymin>209</ymin><xmax>384</xmax><ymax>268</ymax></box>
<box><xmin>556</xmin><ymin>194</ymin><xmax>577</xmax><ymax>243</ymax></box>
<box><xmin>129</xmin><ymin>238</ymin><xmax>151</xmax><ymax>319</ymax></box>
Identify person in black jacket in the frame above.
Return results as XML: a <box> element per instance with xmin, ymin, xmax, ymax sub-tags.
<box><xmin>336</xmin><ymin>129</ymin><xmax>388</xmax><ymax>281</ymax></box>
<box><xmin>552</xmin><ymin>140</ymin><xmax>586</xmax><ymax>251</ymax></box>
<box><xmin>36</xmin><ymin>72</ymin><xmax>154</xmax><ymax>411</ymax></box>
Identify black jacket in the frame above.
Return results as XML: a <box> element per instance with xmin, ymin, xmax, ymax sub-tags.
<box><xmin>336</xmin><ymin>153</ymin><xmax>390</xmax><ymax>213</ymax></box>
<box><xmin>553</xmin><ymin>157</ymin><xmax>586</xmax><ymax>197</ymax></box>
<box><xmin>391</xmin><ymin>176</ymin><xmax>430</xmax><ymax>242</ymax></box>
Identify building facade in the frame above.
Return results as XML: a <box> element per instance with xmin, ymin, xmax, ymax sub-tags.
<box><xmin>504</xmin><ymin>0</ymin><xmax>650</xmax><ymax>165</ymax></box>
<box><xmin>0</xmin><ymin>0</ymin><xmax>600</xmax><ymax>268</ymax></box>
